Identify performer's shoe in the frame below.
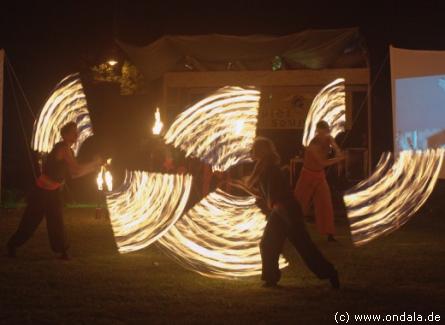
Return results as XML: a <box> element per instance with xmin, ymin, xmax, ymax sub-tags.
<box><xmin>262</xmin><ymin>281</ymin><xmax>279</xmax><ymax>288</ymax></box>
<box><xmin>6</xmin><ymin>244</ymin><xmax>16</xmax><ymax>258</ymax></box>
<box><xmin>329</xmin><ymin>270</ymin><xmax>340</xmax><ymax>289</ymax></box>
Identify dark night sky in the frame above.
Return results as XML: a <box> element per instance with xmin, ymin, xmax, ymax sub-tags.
<box><xmin>1</xmin><ymin>0</ymin><xmax>445</xmax><ymax>192</ymax></box>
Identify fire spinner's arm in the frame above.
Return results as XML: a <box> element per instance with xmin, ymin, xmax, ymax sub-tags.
<box><xmin>60</xmin><ymin>146</ymin><xmax>102</xmax><ymax>178</ymax></box>
<box><xmin>308</xmin><ymin>142</ymin><xmax>345</xmax><ymax>168</ymax></box>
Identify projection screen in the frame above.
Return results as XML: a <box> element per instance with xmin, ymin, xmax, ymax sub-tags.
<box><xmin>390</xmin><ymin>45</ymin><xmax>445</xmax><ymax>178</ymax></box>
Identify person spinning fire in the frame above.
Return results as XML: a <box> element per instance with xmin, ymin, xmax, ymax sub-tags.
<box><xmin>7</xmin><ymin>122</ymin><xmax>103</xmax><ymax>260</ymax></box>
<box><xmin>294</xmin><ymin>120</ymin><xmax>345</xmax><ymax>242</ymax></box>
<box><xmin>246</xmin><ymin>137</ymin><xmax>339</xmax><ymax>288</ymax></box>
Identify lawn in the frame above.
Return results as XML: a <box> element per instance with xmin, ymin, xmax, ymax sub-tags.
<box><xmin>0</xmin><ymin>207</ymin><xmax>444</xmax><ymax>324</ymax></box>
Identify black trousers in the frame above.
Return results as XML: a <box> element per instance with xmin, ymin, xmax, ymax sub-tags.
<box><xmin>260</xmin><ymin>202</ymin><xmax>335</xmax><ymax>284</ymax></box>
<box><xmin>8</xmin><ymin>186</ymin><xmax>69</xmax><ymax>254</ymax></box>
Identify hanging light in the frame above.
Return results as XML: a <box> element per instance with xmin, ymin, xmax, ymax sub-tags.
<box><xmin>152</xmin><ymin>107</ymin><xmax>164</xmax><ymax>135</ymax></box>
<box><xmin>107</xmin><ymin>59</ymin><xmax>118</xmax><ymax>66</ymax></box>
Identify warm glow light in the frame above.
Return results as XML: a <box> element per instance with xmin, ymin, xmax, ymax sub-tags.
<box><xmin>32</xmin><ymin>74</ymin><xmax>93</xmax><ymax>155</ymax></box>
<box><xmin>96</xmin><ymin>167</ymin><xmax>104</xmax><ymax>191</ymax></box>
<box><xmin>97</xmin><ymin>165</ymin><xmax>113</xmax><ymax>192</ymax></box>
<box><xmin>158</xmin><ymin>189</ymin><xmax>288</xmax><ymax>279</ymax></box>
<box><xmin>105</xmin><ymin>171</ymin><xmax>113</xmax><ymax>192</ymax></box>
<box><xmin>107</xmin><ymin>59</ymin><xmax>118</xmax><ymax>66</ymax></box>
<box><xmin>106</xmin><ymin>172</ymin><xmax>193</xmax><ymax>253</ymax></box>
<box><xmin>152</xmin><ymin>107</ymin><xmax>164</xmax><ymax>135</ymax></box>
<box><xmin>302</xmin><ymin>78</ymin><xmax>345</xmax><ymax>146</ymax></box>
<box><xmin>164</xmin><ymin>86</ymin><xmax>259</xmax><ymax>172</ymax></box>
<box><xmin>233</xmin><ymin>119</ymin><xmax>245</xmax><ymax>135</ymax></box>
<box><xmin>344</xmin><ymin>149</ymin><xmax>444</xmax><ymax>246</ymax></box>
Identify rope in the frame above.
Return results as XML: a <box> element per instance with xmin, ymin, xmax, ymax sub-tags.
<box><xmin>339</xmin><ymin>53</ymin><xmax>389</xmax><ymax>147</ymax></box>
<box><xmin>5</xmin><ymin>62</ymin><xmax>37</xmax><ymax>180</ymax></box>
<box><xmin>5</xmin><ymin>55</ymin><xmax>36</xmax><ymax>119</ymax></box>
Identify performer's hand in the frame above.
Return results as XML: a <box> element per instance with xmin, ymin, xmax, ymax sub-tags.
<box><xmin>337</xmin><ymin>154</ymin><xmax>346</xmax><ymax>161</ymax></box>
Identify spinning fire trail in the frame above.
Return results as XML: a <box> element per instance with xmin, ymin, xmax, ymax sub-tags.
<box><xmin>32</xmin><ymin>76</ymin><xmax>444</xmax><ymax>278</ymax></box>
<box><xmin>32</xmin><ymin>73</ymin><xmax>93</xmax><ymax>155</ymax></box>
<box><xmin>302</xmin><ymin>78</ymin><xmax>345</xmax><ymax>146</ymax></box>
<box><xmin>344</xmin><ymin>149</ymin><xmax>444</xmax><ymax>246</ymax></box>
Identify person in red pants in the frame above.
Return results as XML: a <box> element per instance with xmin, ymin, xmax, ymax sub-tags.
<box><xmin>246</xmin><ymin>137</ymin><xmax>339</xmax><ymax>288</ymax></box>
<box><xmin>7</xmin><ymin>122</ymin><xmax>102</xmax><ymax>259</ymax></box>
<box><xmin>294</xmin><ymin>120</ymin><xmax>345</xmax><ymax>242</ymax></box>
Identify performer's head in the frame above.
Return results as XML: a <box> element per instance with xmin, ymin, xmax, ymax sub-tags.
<box><xmin>247</xmin><ymin>137</ymin><xmax>281</xmax><ymax>188</ymax></box>
<box><xmin>60</xmin><ymin>122</ymin><xmax>79</xmax><ymax>145</ymax></box>
<box><xmin>251</xmin><ymin>137</ymin><xmax>280</xmax><ymax>165</ymax></box>
<box><xmin>316</xmin><ymin>120</ymin><xmax>331</xmax><ymax>137</ymax></box>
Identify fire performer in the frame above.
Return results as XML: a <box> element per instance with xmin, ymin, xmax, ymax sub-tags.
<box><xmin>7</xmin><ymin>122</ymin><xmax>103</xmax><ymax>259</ymax></box>
<box><xmin>246</xmin><ymin>137</ymin><xmax>339</xmax><ymax>288</ymax></box>
<box><xmin>294</xmin><ymin>120</ymin><xmax>345</xmax><ymax>242</ymax></box>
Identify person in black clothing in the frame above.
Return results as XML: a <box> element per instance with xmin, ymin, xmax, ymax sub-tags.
<box><xmin>246</xmin><ymin>137</ymin><xmax>339</xmax><ymax>288</ymax></box>
<box><xmin>7</xmin><ymin>122</ymin><xmax>102</xmax><ymax>260</ymax></box>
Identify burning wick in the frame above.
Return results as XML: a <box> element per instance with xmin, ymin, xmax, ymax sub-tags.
<box><xmin>152</xmin><ymin>108</ymin><xmax>164</xmax><ymax>135</ymax></box>
<box><xmin>97</xmin><ymin>167</ymin><xmax>104</xmax><ymax>191</ymax></box>
<box><xmin>104</xmin><ymin>171</ymin><xmax>113</xmax><ymax>191</ymax></box>
<box><xmin>97</xmin><ymin>159</ymin><xmax>113</xmax><ymax>191</ymax></box>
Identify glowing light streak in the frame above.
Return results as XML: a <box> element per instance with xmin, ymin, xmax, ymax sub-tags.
<box><xmin>106</xmin><ymin>87</ymin><xmax>286</xmax><ymax>278</ymax></box>
<box><xmin>164</xmin><ymin>87</ymin><xmax>259</xmax><ymax>172</ymax></box>
<box><xmin>158</xmin><ymin>189</ymin><xmax>288</xmax><ymax>279</ymax></box>
<box><xmin>302</xmin><ymin>78</ymin><xmax>345</xmax><ymax>146</ymax></box>
<box><xmin>344</xmin><ymin>149</ymin><xmax>444</xmax><ymax>246</ymax></box>
<box><xmin>106</xmin><ymin>171</ymin><xmax>192</xmax><ymax>253</ymax></box>
<box><xmin>32</xmin><ymin>74</ymin><xmax>93</xmax><ymax>155</ymax></box>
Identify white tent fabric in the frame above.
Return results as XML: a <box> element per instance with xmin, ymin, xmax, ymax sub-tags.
<box><xmin>118</xmin><ymin>28</ymin><xmax>365</xmax><ymax>81</ymax></box>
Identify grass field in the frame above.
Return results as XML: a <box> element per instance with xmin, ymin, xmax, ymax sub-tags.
<box><xmin>0</xmin><ymin>207</ymin><xmax>444</xmax><ymax>324</ymax></box>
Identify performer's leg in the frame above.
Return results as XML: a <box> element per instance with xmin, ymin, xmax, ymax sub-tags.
<box><xmin>285</xmin><ymin>206</ymin><xmax>338</xmax><ymax>286</ymax></box>
<box><xmin>46</xmin><ymin>190</ymin><xmax>69</xmax><ymax>256</ymax></box>
<box><xmin>313</xmin><ymin>178</ymin><xmax>335</xmax><ymax>236</ymax></box>
<box><xmin>7</xmin><ymin>187</ymin><xmax>46</xmax><ymax>253</ymax></box>
<box><xmin>294</xmin><ymin>172</ymin><xmax>315</xmax><ymax>216</ymax></box>
<box><xmin>260</xmin><ymin>212</ymin><xmax>286</xmax><ymax>286</ymax></box>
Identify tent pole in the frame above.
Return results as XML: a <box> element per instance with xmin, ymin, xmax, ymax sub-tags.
<box><xmin>0</xmin><ymin>50</ymin><xmax>4</xmax><ymax>204</ymax></box>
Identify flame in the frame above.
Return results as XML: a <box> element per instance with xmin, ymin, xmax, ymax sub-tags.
<box><xmin>152</xmin><ymin>107</ymin><xmax>164</xmax><ymax>135</ymax></box>
<box><xmin>344</xmin><ymin>149</ymin><xmax>444</xmax><ymax>246</ymax></box>
<box><xmin>32</xmin><ymin>73</ymin><xmax>93</xmax><ymax>155</ymax></box>
<box><xmin>97</xmin><ymin>165</ymin><xmax>113</xmax><ymax>192</ymax></box>
<box><xmin>164</xmin><ymin>87</ymin><xmax>259</xmax><ymax>172</ymax></box>
<box><xmin>302</xmin><ymin>78</ymin><xmax>345</xmax><ymax>146</ymax></box>
<box><xmin>158</xmin><ymin>189</ymin><xmax>288</xmax><ymax>279</ymax></box>
<box><xmin>96</xmin><ymin>167</ymin><xmax>104</xmax><ymax>191</ymax></box>
<box><xmin>104</xmin><ymin>171</ymin><xmax>113</xmax><ymax>192</ymax></box>
<box><xmin>106</xmin><ymin>171</ymin><xmax>193</xmax><ymax>253</ymax></box>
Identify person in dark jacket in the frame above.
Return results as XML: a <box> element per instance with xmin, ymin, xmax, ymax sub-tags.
<box><xmin>7</xmin><ymin>122</ymin><xmax>102</xmax><ymax>260</ymax></box>
<box><xmin>246</xmin><ymin>137</ymin><xmax>339</xmax><ymax>288</ymax></box>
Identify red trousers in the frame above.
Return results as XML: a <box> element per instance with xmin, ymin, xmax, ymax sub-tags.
<box><xmin>294</xmin><ymin>168</ymin><xmax>335</xmax><ymax>235</ymax></box>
